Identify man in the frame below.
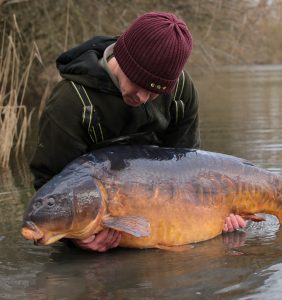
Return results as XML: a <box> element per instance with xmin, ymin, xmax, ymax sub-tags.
<box><xmin>30</xmin><ymin>12</ymin><xmax>245</xmax><ymax>252</ymax></box>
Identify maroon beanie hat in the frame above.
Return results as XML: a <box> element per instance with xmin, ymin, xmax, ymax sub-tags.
<box><xmin>113</xmin><ymin>11</ymin><xmax>193</xmax><ymax>94</ymax></box>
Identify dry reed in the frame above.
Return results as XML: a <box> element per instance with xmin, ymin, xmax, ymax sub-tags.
<box><xmin>0</xmin><ymin>15</ymin><xmax>42</xmax><ymax>168</ymax></box>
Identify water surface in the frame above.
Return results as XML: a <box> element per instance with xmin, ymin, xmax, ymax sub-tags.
<box><xmin>0</xmin><ymin>65</ymin><xmax>282</xmax><ymax>300</ymax></box>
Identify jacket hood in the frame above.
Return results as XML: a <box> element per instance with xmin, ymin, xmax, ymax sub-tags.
<box><xmin>56</xmin><ymin>36</ymin><xmax>120</xmax><ymax>95</ymax></box>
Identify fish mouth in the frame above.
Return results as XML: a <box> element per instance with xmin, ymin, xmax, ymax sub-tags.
<box><xmin>21</xmin><ymin>221</ymin><xmax>64</xmax><ymax>245</ymax></box>
<box><xmin>33</xmin><ymin>237</ymin><xmax>45</xmax><ymax>245</ymax></box>
<box><xmin>21</xmin><ymin>221</ymin><xmax>66</xmax><ymax>245</ymax></box>
<box><xmin>21</xmin><ymin>221</ymin><xmax>44</xmax><ymax>241</ymax></box>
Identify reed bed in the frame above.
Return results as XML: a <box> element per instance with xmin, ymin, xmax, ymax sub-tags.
<box><xmin>0</xmin><ymin>15</ymin><xmax>42</xmax><ymax>168</ymax></box>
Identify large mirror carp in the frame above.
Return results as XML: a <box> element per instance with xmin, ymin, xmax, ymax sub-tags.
<box><xmin>21</xmin><ymin>145</ymin><xmax>282</xmax><ymax>249</ymax></box>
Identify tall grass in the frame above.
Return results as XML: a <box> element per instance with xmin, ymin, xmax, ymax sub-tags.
<box><xmin>0</xmin><ymin>15</ymin><xmax>42</xmax><ymax>168</ymax></box>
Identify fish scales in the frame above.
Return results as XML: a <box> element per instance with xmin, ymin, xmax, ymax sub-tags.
<box><xmin>21</xmin><ymin>145</ymin><xmax>282</xmax><ymax>249</ymax></box>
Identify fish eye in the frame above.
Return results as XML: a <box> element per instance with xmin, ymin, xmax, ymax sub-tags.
<box><xmin>47</xmin><ymin>198</ymin><xmax>55</xmax><ymax>207</ymax></box>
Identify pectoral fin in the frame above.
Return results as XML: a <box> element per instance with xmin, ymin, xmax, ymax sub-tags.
<box><xmin>102</xmin><ymin>215</ymin><xmax>150</xmax><ymax>237</ymax></box>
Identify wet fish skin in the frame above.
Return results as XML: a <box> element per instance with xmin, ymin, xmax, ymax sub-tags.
<box><xmin>21</xmin><ymin>145</ymin><xmax>282</xmax><ymax>248</ymax></box>
<box><xmin>22</xmin><ymin>165</ymin><xmax>103</xmax><ymax>244</ymax></box>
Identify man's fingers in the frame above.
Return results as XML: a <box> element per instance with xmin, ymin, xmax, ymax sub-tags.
<box><xmin>103</xmin><ymin>230</ymin><xmax>121</xmax><ymax>249</ymax></box>
<box><xmin>79</xmin><ymin>235</ymin><xmax>96</xmax><ymax>245</ymax></box>
<box><xmin>226</xmin><ymin>216</ymin><xmax>234</xmax><ymax>232</ymax></box>
<box><xmin>110</xmin><ymin>230</ymin><xmax>121</xmax><ymax>243</ymax></box>
<box><xmin>105</xmin><ymin>229</ymin><xmax>118</xmax><ymax>243</ymax></box>
<box><xmin>71</xmin><ymin>229</ymin><xmax>121</xmax><ymax>252</ymax></box>
<box><xmin>111</xmin><ymin>232</ymin><xmax>122</xmax><ymax>248</ymax></box>
<box><xmin>223</xmin><ymin>223</ymin><xmax>229</xmax><ymax>233</ymax></box>
<box><xmin>236</xmin><ymin>215</ymin><xmax>246</xmax><ymax>227</ymax></box>
<box><xmin>224</xmin><ymin>215</ymin><xmax>238</xmax><ymax>232</ymax></box>
<box><xmin>94</xmin><ymin>228</ymin><xmax>111</xmax><ymax>243</ymax></box>
<box><xmin>223</xmin><ymin>214</ymin><xmax>247</xmax><ymax>233</ymax></box>
<box><xmin>93</xmin><ymin>230</ymin><xmax>121</xmax><ymax>252</ymax></box>
<box><xmin>230</xmin><ymin>214</ymin><xmax>239</xmax><ymax>230</ymax></box>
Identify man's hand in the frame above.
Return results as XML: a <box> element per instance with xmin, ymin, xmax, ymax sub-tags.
<box><xmin>223</xmin><ymin>213</ymin><xmax>246</xmax><ymax>233</ymax></box>
<box><xmin>72</xmin><ymin>229</ymin><xmax>121</xmax><ymax>252</ymax></box>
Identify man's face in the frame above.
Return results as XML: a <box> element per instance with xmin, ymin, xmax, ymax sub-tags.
<box><xmin>117</xmin><ymin>65</ymin><xmax>159</xmax><ymax>107</ymax></box>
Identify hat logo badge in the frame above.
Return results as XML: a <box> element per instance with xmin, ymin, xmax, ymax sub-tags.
<box><xmin>150</xmin><ymin>83</ymin><xmax>167</xmax><ymax>90</ymax></box>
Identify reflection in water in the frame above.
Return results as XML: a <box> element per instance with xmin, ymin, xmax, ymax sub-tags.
<box><xmin>0</xmin><ymin>65</ymin><xmax>282</xmax><ymax>299</ymax></box>
<box><xmin>197</xmin><ymin>65</ymin><xmax>282</xmax><ymax>171</ymax></box>
<box><xmin>24</xmin><ymin>226</ymin><xmax>282</xmax><ymax>300</ymax></box>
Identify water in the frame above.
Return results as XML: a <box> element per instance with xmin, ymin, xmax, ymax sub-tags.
<box><xmin>0</xmin><ymin>65</ymin><xmax>282</xmax><ymax>300</ymax></box>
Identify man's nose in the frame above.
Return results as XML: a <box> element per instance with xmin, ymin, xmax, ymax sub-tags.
<box><xmin>136</xmin><ymin>90</ymin><xmax>150</xmax><ymax>103</ymax></box>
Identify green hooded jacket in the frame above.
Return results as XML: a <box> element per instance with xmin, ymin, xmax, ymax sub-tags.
<box><xmin>30</xmin><ymin>36</ymin><xmax>200</xmax><ymax>190</ymax></box>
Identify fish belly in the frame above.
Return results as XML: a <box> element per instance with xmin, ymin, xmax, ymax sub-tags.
<box><xmin>119</xmin><ymin>207</ymin><xmax>226</xmax><ymax>248</ymax></box>
<box><xmin>106</xmin><ymin>185</ymin><xmax>231</xmax><ymax>248</ymax></box>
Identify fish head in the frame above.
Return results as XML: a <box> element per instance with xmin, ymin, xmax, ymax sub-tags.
<box><xmin>22</xmin><ymin>166</ymin><xmax>103</xmax><ymax>245</ymax></box>
<box><xmin>22</xmin><ymin>187</ymin><xmax>75</xmax><ymax>245</ymax></box>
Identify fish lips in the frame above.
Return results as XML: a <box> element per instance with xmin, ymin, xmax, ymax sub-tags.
<box><xmin>21</xmin><ymin>220</ymin><xmax>48</xmax><ymax>245</ymax></box>
<box><xmin>21</xmin><ymin>221</ymin><xmax>43</xmax><ymax>239</ymax></box>
<box><xmin>21</xmin><ymin>221</ymin><xmax>66</xmax><ymax>245</ymax></box>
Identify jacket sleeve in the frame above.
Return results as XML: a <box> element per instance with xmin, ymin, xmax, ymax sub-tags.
<box><xmin>162</xmin><ymin>71</ymin><xmax>201</xmax><ymax>148</ymax></box>
<box><xmin>29</xmin><ymin>80</ymin><xmax>90</xmax><ymax>190</ymax></box>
